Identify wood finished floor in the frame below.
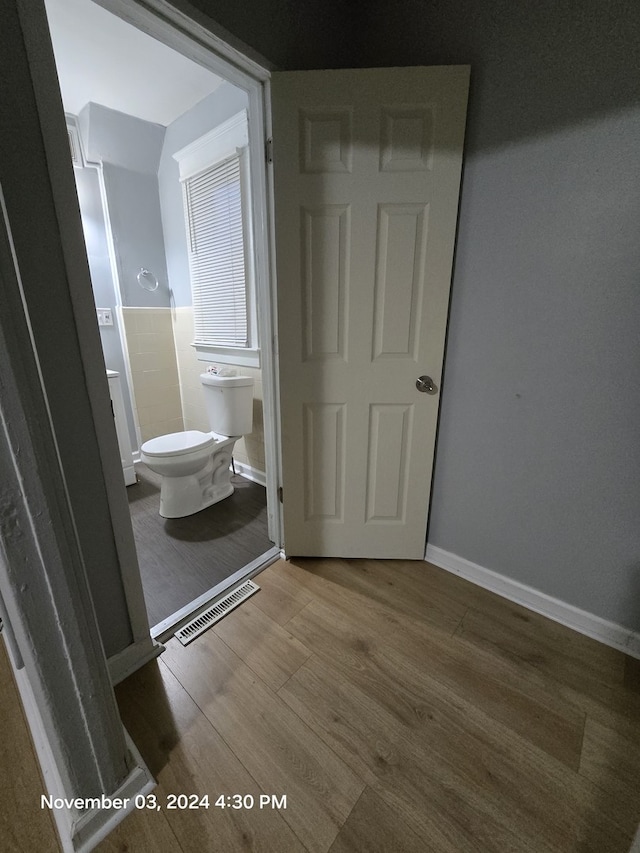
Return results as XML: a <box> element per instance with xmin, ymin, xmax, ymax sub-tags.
<box><xmin>111</xmin><ymin>558</ymin><xmax>640</xmax><ymax>852</ymax></box>
<box><xmin>2</xmin><ymin>558</ymin><xmax>640</xmax><ymax>851</ymax></box>
<box><xmin>128</xmin><ymin>465</ymin><xmax>272</xmax><ymax>627</ymax></box>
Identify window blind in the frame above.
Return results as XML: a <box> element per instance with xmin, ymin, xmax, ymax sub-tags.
<box><xmin>184</xmin><ymin>154</ymin><xmax>248</xmax><ymax>348</ymax></box>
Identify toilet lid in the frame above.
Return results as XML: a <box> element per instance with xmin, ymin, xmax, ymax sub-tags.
<box><xmin>141</xmin><ymin>430</ymin><xmax>214</xmax><ymax>458</ymax></box>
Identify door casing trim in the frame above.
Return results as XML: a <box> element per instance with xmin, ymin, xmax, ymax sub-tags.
<box><xmin>65</xmin><ymin>0</ymin><xmax>283</xmax><ymax>661</ymax></box>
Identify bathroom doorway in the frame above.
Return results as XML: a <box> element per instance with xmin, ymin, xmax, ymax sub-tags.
<box><xmin>44</xmin><ymin>0</ymin><xmax>281</xmax><ymax>640</ymax></box>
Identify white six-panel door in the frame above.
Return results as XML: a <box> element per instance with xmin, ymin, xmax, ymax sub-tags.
<box><xmin>272</xmin><ymin>66</ymin><xmax>469</xmax><ymax>557</ymax></box>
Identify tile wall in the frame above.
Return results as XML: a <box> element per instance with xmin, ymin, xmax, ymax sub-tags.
<box><xmin>120</xmin><ymin>307</ymin><xmax>183</xmax><ymax>444</ymax></box>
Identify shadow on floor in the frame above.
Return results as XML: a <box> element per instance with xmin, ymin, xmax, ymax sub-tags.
<box><xmin>128</xmin><ymin>463</ymin><xmax>273</xmax><ymax>627</ymax></box>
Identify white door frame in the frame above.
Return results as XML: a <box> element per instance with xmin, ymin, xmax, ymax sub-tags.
<box><xmin>95</xmin><ymin>0</ymin><xmax>283</xmax><ymax>548</ymax></box>
<box><xmin>2</xmin><ymin>3</ymin><xmax>157</xmax><ymax>849</ymax></box>
<box><xmin>17</xmin><ymin>0</ymin><xmax>283</xmax><ymax>674</ymax></box>
<box><xmin>17</xmin><ymin>0</ymin><xmax>161</xmax><ymax>684</ymax></box>
<box><xmin>47</xmin><ymin>1</ymin><xmax>284</xmax><ymax>647</ymax></box>
<box><xmin>3</xmin><ymin>0</ymin><xmax>282</xmax><ymax>846</ymax></box>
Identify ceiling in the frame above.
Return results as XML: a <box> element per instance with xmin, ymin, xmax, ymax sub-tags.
<box><xmin>44</xmin><ymin>0</ymin><xmax>224</xmax><ymax>126</ymax></box>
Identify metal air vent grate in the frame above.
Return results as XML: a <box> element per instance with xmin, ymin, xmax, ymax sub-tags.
<box><xmin>174</xmin><ymin>579</ymin><xmax>259</xmax><ymax>646</ymax></box>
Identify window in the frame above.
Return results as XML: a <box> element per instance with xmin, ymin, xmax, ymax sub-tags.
<box><xmin>184</xmin><ymin>153</ymin><xmax>247</xmax><ymax>347</ymax></box>
<box><xmin>174</xmin><ymin>110</ymin><xmax>258</xmax><ymax>366</ymax></box>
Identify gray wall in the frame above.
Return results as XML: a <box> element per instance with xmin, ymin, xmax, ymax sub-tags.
<box><xmin>158</xmin><ymin>82</ymin><xmax>249</xmax><ymax>307</ymax></box>
<box><xmin>185</xmin><ymin>0</ymin><xmax>354</xmax><ymax>71</ymax></box>
<box><xmin>77</xmin><ymin>102</ymin><xmax>175</xmax><ymax>449</ymax></box>
<box><xmin>355</xmin><ymin>0</ymin><xmax>640</xmax><ymax>632</ymax></box>
<box><xmin>190</xmin><ymin>0</ymin><xmax>640</xmax><ymax>631</ymax></box>
<box><xmin>102</xmin><ymin>163</ymin><xmax>170</xmax><ymax>308</ymax></box>
<box><xmin>82</xmin><ymin>101</ymin><xmax>165</xmax><ymax>174</ymax></box>
<box><xmin>81</xmin><ymin>103</ymin><xmax>171</xmax><ymax>309</ymax></box>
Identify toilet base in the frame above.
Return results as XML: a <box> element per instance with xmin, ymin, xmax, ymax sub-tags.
<box><xmin>155</xmin><ymin>443</ymin><xmax>236</xmax><ymax>519</ymax></box>
<box><xmin>159</xmin><ymin>478</ymin><xmax>234</xmax><ymax>519</ymax></box>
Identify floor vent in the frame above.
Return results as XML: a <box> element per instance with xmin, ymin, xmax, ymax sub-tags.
<box><xmin>174</xmin><ymin>579</ymin><xmax>260</xmax><ymax>646</ymax></box>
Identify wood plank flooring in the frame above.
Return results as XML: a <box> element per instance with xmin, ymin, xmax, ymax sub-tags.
<box><xmin>2</xmin><ymin>557</ymin><xmax>640</xmax><ymax>851</ymax></box>
<box><xmin>108</xmin><ymin>557</ymin><xmax>640</xmax><ymax>852</ymax></box>
<box><xmin>128</xmin><ymin>465</ymin><xmax>272</xmax><ymax>627</ymax></box>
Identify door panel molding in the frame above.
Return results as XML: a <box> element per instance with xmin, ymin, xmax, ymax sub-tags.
<box><xmin>273</xmin><ymin>66</ymin><xmax>470</xmax><ymax>558</ymax></box>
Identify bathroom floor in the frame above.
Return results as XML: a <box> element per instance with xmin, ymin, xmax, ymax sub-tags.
<box><xmin>127</xmin><ymin>463</ymin><xmax>273</xmax><ymax>629</ymax></box>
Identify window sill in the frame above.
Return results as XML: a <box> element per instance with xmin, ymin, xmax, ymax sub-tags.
<box><xmin>193</xmin><ymin>343</ymin><xmax>260</xmax><ymax>369</ymax></box>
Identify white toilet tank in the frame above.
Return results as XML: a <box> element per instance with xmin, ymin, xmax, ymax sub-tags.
<box><xmin>200</xmin><ymin>373</ymin><xmax>254</xmax><ymax>437</ymax></box>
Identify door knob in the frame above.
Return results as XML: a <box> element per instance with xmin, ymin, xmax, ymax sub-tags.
<box><xmin>416</xmin><ymin>375</ymin><xmax>437</xmax><ymax>394</ymax></box>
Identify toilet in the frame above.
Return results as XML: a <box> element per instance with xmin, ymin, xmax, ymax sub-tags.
<box><xmin>140</xmin><ymin>373</ymin><xmax>253</xmax><ymax>518</ymax></box>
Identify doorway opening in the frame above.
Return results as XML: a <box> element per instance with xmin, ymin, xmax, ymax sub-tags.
<box><xmin>44</xmin><ymin>0</ymin><xmax>281</xmax><ymax>640</ymax></box>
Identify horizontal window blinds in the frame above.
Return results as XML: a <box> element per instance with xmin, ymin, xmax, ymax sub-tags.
<box><xmin>184</xmin><ymin>154</ymin><xmax>248</xmax><ymax>348</ymax></box>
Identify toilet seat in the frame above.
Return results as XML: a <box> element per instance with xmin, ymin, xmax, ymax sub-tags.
<box><xmin>141</xmin><ymin>430</ymin><xmax>214</xmax><ymax>458</ymax></box>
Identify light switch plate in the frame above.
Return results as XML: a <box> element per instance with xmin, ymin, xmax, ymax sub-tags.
<box><xmin>97</xmin><ymin>308</ymin><xmax>114</xmax><ymax>326</ymax></box>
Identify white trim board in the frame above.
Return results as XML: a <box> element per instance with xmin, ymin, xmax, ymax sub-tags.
<box><xmin>232</xmin><ymin>459</ymin><xmax>266</xmax><ymax>487</ymax></box>
<box><xmin>99</xmin><ymin>0</ymin><xmax>283</xmax><ymax>552</ymax></box>
<box><xmin>425</xmin><ymin>544</ymin><xmax>640</xmax><ymax>660</ymax></box>
<box><xmin>71</xmin><ymin>730</ymin><xmax>155</xmax><ymax>853</ymax></box>
<box><xmin>10</xmin><ymin>640</ymin><xmax>155</xmax><ymax>853</ymax></box>
<box><xmin>107</xmin><ymin>636</ymin><xmax>164</xmax><ymax>686</ymax></box>
<box><xmin>173</xmin><ymin>109</ymin><xmax>248</xmax><ymax>179</ymax></box>
<box><xmin>95</xmin><ymin>0</ymin><xmax>273</xmax><ymax>85</ymax></box>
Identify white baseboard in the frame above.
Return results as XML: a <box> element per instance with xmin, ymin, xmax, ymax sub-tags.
<box><xmin>232</xmin><ymin>459</ymin><xmax>266</xmax><ymax>487</ymax></box>
<box><xmin>425</xmin><ymin>544</ymin><xmax>640</xmax><ymax>660</ymax></box>
<box><xmin>107</xmin><ymin>636</ymin><xmax>164</xmax><ymax>686</ymax></box>
<box><xmin>71</xmin><ymin>730</ymin><xmax>155</xmax><ymax>853</ymax></box>
<box><xmin>8</xmin><ymin>639</ymin><xmax>155</xmax><ymax>853</ymax></box>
